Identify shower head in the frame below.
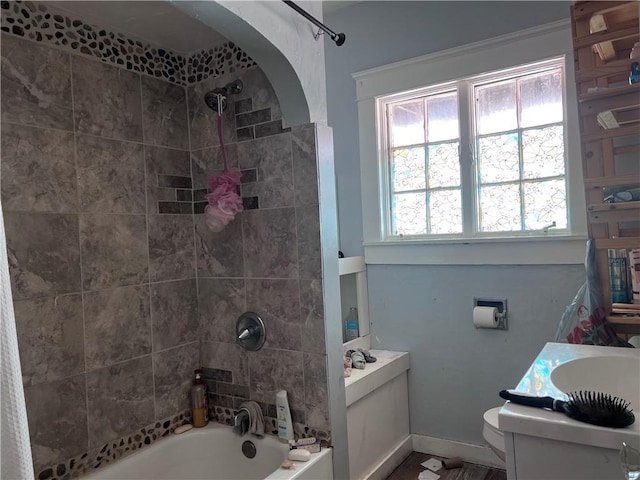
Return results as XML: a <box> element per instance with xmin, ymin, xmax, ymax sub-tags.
<box><xmin>204</xmin><ymin>79</ymin><xmax>244</xmax><ymax>113</ymax></box>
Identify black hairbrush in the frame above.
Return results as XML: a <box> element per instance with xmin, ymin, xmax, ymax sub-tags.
<box><xmin>499</xmin><ymin>389</ymin><xmax>635</xmax><ymax>428</ymax></box>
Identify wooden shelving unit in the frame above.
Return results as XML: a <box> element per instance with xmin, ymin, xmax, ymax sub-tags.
<box><xmin>571</xmin><ymin>1</ymin><xmax>640</xmax><ymax>337</ymax></box>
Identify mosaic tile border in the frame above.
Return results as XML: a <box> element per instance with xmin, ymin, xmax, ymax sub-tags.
<box><xmin>36</xmin><ymin>410</ymin><xmax>192</xmax><ymax>480</ymax></box>
<box><xmin>0</xmin><ymin>0</ymin><xmax>256</xmax><ymax>86</ymax></box>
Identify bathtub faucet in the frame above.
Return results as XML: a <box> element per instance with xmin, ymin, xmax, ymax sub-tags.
<box><xmin>232</xmin><ymin>409</ymin><xmax>250</xmax><ymax>436</ymax></box>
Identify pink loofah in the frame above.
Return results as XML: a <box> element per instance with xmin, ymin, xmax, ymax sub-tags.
<box><xmin>204</xmin><ymin>169</ymin><xmax>243</xmax><ymax>232</ymax></box>
<box><xmin>204</xmin><ymin>96</ymin><xmax>243</xmax><ymax>232</ymax></box>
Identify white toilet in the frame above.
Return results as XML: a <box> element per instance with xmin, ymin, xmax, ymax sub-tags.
<box><xmin>482</xmin><ymin>407</ymin><xmax>506</xmax><ymax>460</ymax></box>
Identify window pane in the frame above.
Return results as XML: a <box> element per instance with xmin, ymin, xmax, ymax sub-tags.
<box><xmin>430</xmin><ymin>189</ymin><xmax>462</xmax><ymax>234</ymax></box>
<box><xmin>427</xmin><ymin>92</ymin><xmax>458</xmax><ymax>142</ymax></box>
<box><xmin>478</xmin><ymin>133</ymin><xmax>519</xmax><ymax>183</ymax></box>
<box><xmin>391</xmin><ymin>147</ymin><xmax>426</xmax><ymax>192</ymax></box>
<box><xmin>522</xmin><ymin>126</ymin><xmax>565</xmax><ymax>180</ymax></box>
<box><xmin>390</xmin><ymin>101</ymin><xmax>425</xmax><ymax>147</ymax></box>
<box><xmin>428</xmin><ymin>142</ymin><xmax>460</xmax><ymax>188</ymax></box>
<box><xmin>520</xmin><ymin>70</ymin><xmax>563</xmax><ymax>128</ymax></box>
<box><xmin>476</xmin><ymin>80</ymin><xmax>517</xmax><ymax>135</ymax></box>
<box><xmin>524</xmin><ymin>180</ymin><xmax>567</xmax><ymax>230</ymax></box>
<box><xmin>393</xmin><ymin>192</ymin><xmax>427</xmax><ymax>235</ymax></box>
<box><xmin>479</xmin><ymin>184</ymin><xmax>521</xmax><ymax>232</ymax></box>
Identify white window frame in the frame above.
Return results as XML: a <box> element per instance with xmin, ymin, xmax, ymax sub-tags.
<box><xmin>354</xmin><ymin>20</ymin><xmax>587</xmax><ymax>265</ymax></box>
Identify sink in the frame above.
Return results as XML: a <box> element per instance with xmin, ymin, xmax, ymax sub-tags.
<box><xmin>550</xmin><ymin>356</ymin><xmax>640</xmax><ymax>411</ymax></box>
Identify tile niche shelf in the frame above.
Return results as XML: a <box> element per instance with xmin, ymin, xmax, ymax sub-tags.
<box><xmin>339</xmin><ymin>256</ymin><xmax>371</xmax><ymax>350</ymax></box>
<box><xmin>571</xmin><ymin>1</ymin><xmax>640</xmax><ymax>336</ymax></box>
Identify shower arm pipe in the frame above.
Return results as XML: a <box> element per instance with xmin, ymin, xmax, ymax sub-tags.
<box><xmin>282</xmin><ymin>0</ymin><xmax>346</xmax><ymax>46</ymax></box>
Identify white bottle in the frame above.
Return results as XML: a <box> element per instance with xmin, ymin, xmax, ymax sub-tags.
<box><xmin>276</xmin><ymin>390</ymin><xmax>294</xmax><ymax>441</ymax></box>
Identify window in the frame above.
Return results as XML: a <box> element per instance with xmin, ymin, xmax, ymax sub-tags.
<box><xmin>381</xmin><ymin>58</ymin><xmax>568</xmax><ymax>239</ymax></box>
<box><xmin>355</xmin><ymin>21</ymin><xmax>587</xmax><ymax>265</ymax></box>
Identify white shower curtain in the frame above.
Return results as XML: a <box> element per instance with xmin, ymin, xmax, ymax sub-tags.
<box><xmin>0</xmin><ymin>204</ymin><xmax>34</xmax><ymax>480</ymax></box>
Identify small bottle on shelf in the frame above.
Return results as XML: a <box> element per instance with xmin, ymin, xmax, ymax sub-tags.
<box><xmin>344</xmin><ymin>307</ymin><xmax>359</xmax><ymax>342</ymax></box>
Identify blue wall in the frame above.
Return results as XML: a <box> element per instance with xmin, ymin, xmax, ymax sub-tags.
<box><xmin>325</xmin><ymin>1</ymin><xmax>585</xmax><ymax>446</ymax></box>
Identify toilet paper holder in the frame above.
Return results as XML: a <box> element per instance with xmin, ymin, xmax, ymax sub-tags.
<box><xmin>474</xmin><ymin>297</ymin><xmax>508</xmax><ymax>330</ymax></box>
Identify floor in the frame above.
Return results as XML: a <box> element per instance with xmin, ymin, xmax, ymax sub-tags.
<box><xmin>385</xmin><ymin>452</ymin><xmax>507</xmax><ymax>480</ymax></box>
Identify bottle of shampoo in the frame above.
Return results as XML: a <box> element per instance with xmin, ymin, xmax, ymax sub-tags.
<box><xmin>191</xmin><ymin>369</ymin><xmax>208</xmax><ymax>428</ymax></box>
<box><xmin>276</xmin><ymin>390</ymin><xmax>294</xmax><ymax>441</ymax></box>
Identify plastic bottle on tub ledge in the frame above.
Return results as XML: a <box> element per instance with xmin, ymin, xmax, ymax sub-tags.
<box><xmin>344</xmin><ymin>307</ymin><xmax>359</xmax><ymax>342</ymax></box>
<box><xmin>191</xmin><ymin>369</ymin><xmax>208</xmax><ymax>428</ymax></box>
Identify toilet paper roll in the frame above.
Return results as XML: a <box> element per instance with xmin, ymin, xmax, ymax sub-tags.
<box><xmin>473</xmin><ymin>306</ymin><xmax>498</xmax><ymax>328</ymax></box>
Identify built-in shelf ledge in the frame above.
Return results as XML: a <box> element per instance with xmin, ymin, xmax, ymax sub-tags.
<box><xmin>344</xmin><ymin>350</ymin><xmax>410</xmax><ymax>407</ymax></box>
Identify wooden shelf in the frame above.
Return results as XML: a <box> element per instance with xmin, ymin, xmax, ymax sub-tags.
<box><xmin>572</xmin><ymin>1</ymin><xmax>640</xmax><ymax>336</ymax></box>
<box><xmin>578</xmin><ymin>83</ymin><xmax>640</xmax><ymax>103</ymax></box>
<box><xmin>606</xmin><ymin>314</ymin><xmax>640</xmax><ymax>335</ymax></box>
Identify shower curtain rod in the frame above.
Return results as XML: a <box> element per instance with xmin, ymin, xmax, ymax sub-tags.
<box><xmin>282</xmin><ymin>0</ymin><xmax>346</xmax><ymax>46</ymax></box>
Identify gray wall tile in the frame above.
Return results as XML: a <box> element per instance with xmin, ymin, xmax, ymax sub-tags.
<box><xmin>84</xmin><ymin>285</ymin><xmax>151</xmax><ymax>370</ymax></box>
<box><xmin>246</xmin><ymin>279</ymin><xmax>301</xmax><ymax>351</ymax></box>
<box><xmin>195</xmin><ymin>214</ymin><xmax>244</xmax><ymax>278</ymax></box>
<box><xmin>72</xmin><ymin>56</ymin><xmax>142</xmax><ymax>142</ymax></box>
<box><xmin>4</xmin><ymin>212</ymin><xmax>80</xmax><ymax>300</ymax></box>
<box><xmin>151</xmin><ymin>279</ymin><xmax>198</xmax><ymax>352</ymax></box>
<box><xmin>80</xmin><ymin>214</ymin><xmax>149</xmax><ymax>290</ymax></box>
<box><xmin>201</xmin><ymin>341</ymin><xmax>249</xmax><ymax>386</ymax></box>
<box><xmin>303</xmin><ymin>353</ymin><xmax>330</xmax><ymax>430</ymax></box>
<box><xmin>153</xmin><ymin>342</ymin><xmax>199</xmax><ymax>420</ymax></box>
<box><xmin>296</xmin><ymin>205</ymin><xmax>321</xmax><ymax>280</ymax></box>
<box><xmin>243</xmin><ymin>208</ymin><xmax>297</xmax><ymax>278</ymax></box>
<box><xmin>237</xmin><ymin>133</ymin><xmax>294</xmax><ymax>208</ymax></box>
<box><xmin>24</xmin><ymin>375</ymin><xmax>88</xmax><ymax>473</ymax></box>
<box><xmin>292</xmin><ymin>124</ymin><xmax>319</xmax><ymax>207</ymax></box>
<box><xmin>76</xmin><ymin>135</ymin><xmax>145</xmax><ymax>214</ymax></box>
<box><xmin>300</xmin><ymin>278</ymin><xmax>326</xmax><ymax>355</ymax></box>
<box><xmin>234</xmin><ymin>67</ymin><xmax>282</xmax><ymax>122</ymax></box>
<box><xmin>191</xmin><ymin>144</ymin><xmax>238</xmax><ymax>190</ymax></box>
<box><xmin>1</xmin><ymin>34</ymin><xmax>73</xmax><ymax>130</ymax></box>
<box><xmin>145</xmin><ymin>146</ymin><xmax>191</xmax><ymax>214</ymax></box>
<box><xmin>14</xmin><ymin>294</ymin><xmax>84</xmax><ymax>386</ymax></box>
<box><xmin>148</xmin><ymin>214</ymin><xmax>195</xmax><ymax>282</ymax></box>
<box><xmin>141</xmin><ymin>76</ymin><xmax>188</xmax><ymax>149</ymax></box>
<box><xmin>198</xmin><ymin>278</ymin><xmax>245</xmax><ymax>343</ymax></box>
<box><xmin>1</xmin><ymin>123</ymin><xmax>77</xmax><ymax>213</ymax></box>
<box><xmin>248</xmin><ymin>348</ymin><xmax>304</xmax><ymax>410</ymax></box>
<box><xmin>86</xmin><ymin>356</ymin><xmax>155</xmax><ymax>448</ymax></box>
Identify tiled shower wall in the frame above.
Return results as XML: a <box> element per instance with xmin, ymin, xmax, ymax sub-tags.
<box><xmin>1</xmin><ymin>19</ymin><xmax>330</xmax><ymax>480</ymax></box>
<box><xmin>187</xmin><ymin>70</ymin><xmax>330</xmax><ymax>441</ymax></box>
<box><xmin>1</xmin><ymin>32</ymin><xmax>200</xmax><ymax>477</ymax></box>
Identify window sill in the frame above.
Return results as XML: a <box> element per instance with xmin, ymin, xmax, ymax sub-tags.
<box><xmin>363</xmin><ymin>235</ymin><xmax>588</xmax><ymax>265</ymax></box>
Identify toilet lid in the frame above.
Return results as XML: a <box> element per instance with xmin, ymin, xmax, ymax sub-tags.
<box><xmin>483</xmin><ymin>407</ymin><xmax>502</xmax><ymax>435</ymax></box>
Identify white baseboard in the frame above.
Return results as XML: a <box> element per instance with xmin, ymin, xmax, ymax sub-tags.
<box><xmin>362</xmin><ymin>435</ymin><xmax>412</xmax><ymax>480</ymax></box>
<box><xmin>412</xmin><ymin>434</ymin><xmax>506</xmax><ymax>470</ymax></box>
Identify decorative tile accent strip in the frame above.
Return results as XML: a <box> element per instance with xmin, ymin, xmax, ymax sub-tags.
<box><xmin>0</xmin><ymin>0</ymin><xmax>256</xmax><ymax>87</ymax></box>
<box><xmin>193</xmin><ymin>202</ymin><xmax>208</xmax><ymax>215</ymax></box>
<box><xmin>175</xmin><ymin>189</ymin><xmax>192</xmax><ymax>202</ymax></box>
<box><xmin>241</xmin><ymin>169</ymin><xmax>258</xmax><ymax>184</ymax></box>
<box><xmin>237</xmin><ymin>126</ymin><xmax>255</xmax><ymax>142</ymax></box>
<box><xmin>255</xmin><ymin>120</ymin><xmax>287</xmax><ymax>139</ymax></box>
<box><xmin>36</xmin><ymin>410</ymin><xmax>192</xmax><ymax>480</ymax></box>
<box><xmin>242</xmin><ymin>196</ymin><xmax>259</xmax><ymax>210</ymax></box>
<box><xmin>236</xmin><ymin>108</ymin><xmax>271</xmax><ymax>128</ymax></box>
<box><xmin>158</xmin><ymin>201</ymin><xmax>192</xmax><ymax>215</ymax></box>
<box><xmin>234</xmin><ymin>98</ymin><xmax>253</xmax><ymax>115</ymax></box>
<box><xmin>193</xmin><ymin>189</ymin><xmax>209</xmax><ymax>202</ymax></box>
<box><xmin>157</xmin><ymin>174</ymin><xmax>192</xmax><ymax>189</ymax></box>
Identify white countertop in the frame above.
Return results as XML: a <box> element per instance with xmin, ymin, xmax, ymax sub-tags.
<box><xmin>499</xmin><ymin>342</ymin><xmax>640</xmax><ymax>450</ymax></box>
<box><xmin>344</xmin><ymin>350</ymin><xmax>410</xmax><ymax>407</ymax></box>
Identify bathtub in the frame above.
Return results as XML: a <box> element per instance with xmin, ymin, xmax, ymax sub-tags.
<box><xmin>82</xmin><ymin>422</ymin><xmax>333</xmax><ymax>480</ymax></box>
